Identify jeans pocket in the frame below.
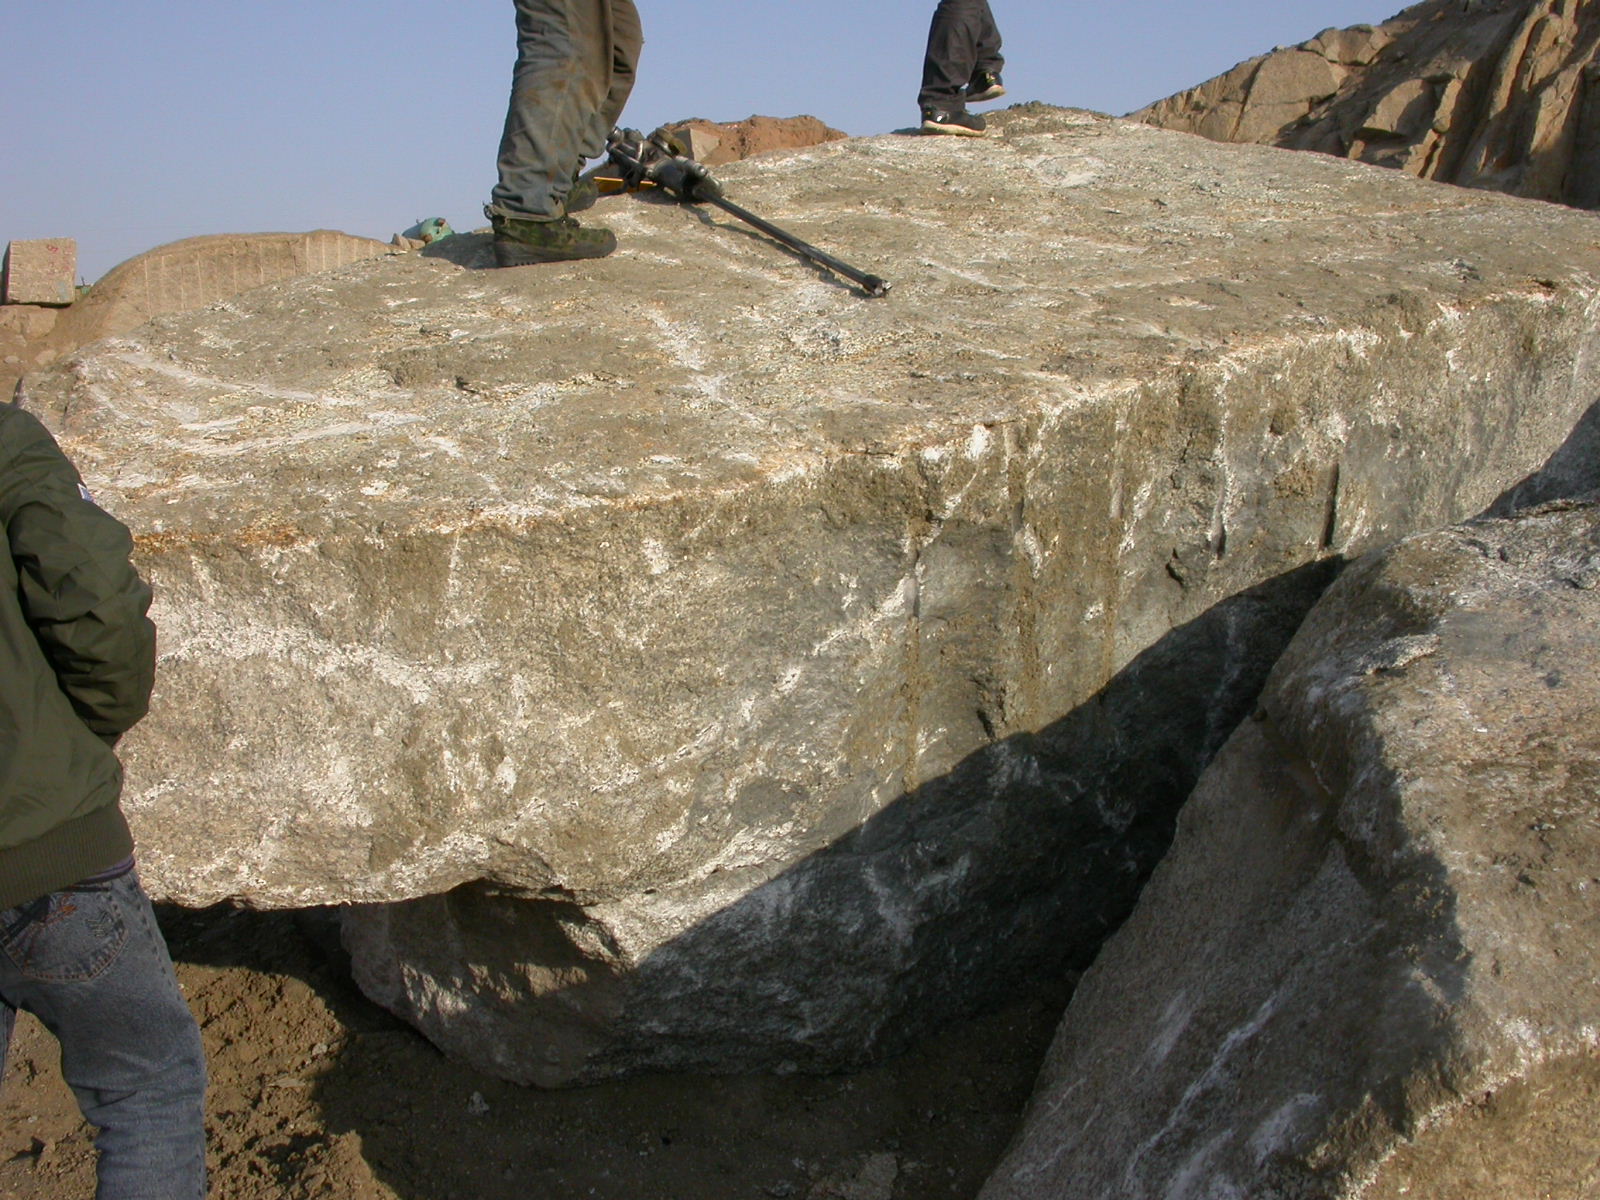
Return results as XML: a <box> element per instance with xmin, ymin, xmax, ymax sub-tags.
<box><xmin>0</xmin><ymin>880</ymin><xmax>131</xmax><ymax>982</ymax></box>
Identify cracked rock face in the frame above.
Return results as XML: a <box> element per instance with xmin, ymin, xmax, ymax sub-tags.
<box><xmin>982</xmin><ymin>493</ymin><xmax>1600</xmax><ymax>1200</ymax></box>
<box><xmin>1137</xmin><ymin>0</ymin><xmax>1600</xmax><ymax>210</ymax></box>
<box><xmin>23</xmin><ymin>106</ymin><xmax>1600</xmax><ymax>1083</ymax></box>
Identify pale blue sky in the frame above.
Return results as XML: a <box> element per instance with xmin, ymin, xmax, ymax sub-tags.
<box><xmin>5</xmin><ymin>1</ymin><xmax>1398</xmax><ymax>281</ymax></box>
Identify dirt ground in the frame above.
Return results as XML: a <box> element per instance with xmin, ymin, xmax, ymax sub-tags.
<box><xmin>0</xmin><ymin>904</ymin><xmax>1074</xmax><ymax>1200</ymax></box>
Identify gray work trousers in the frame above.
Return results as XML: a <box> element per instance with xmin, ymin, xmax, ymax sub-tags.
<box><xmin>489</xmin><ymin>0</ymin><xmax>644</xmax><ymax>220</ymax></box>
<box><xmin>918</xmin><ymin>0</ymin><xmax>1003</xmax><ymax>110</ymax></box>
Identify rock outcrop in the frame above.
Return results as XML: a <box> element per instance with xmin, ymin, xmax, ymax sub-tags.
<box><xmin>22</xmin><ymin>107</ymin><xmax>1600</xmax><ymax>1085</ymax></box>
<box><xmin>982</xmin><ymin>488</ymin><xmax>1600</xmax><ymax>1199</ymax></box>
<box><xmin>1136</xmin><ymin>0</ymin><xmax>1600</xmax><ymax>209</ymax></box>
<box><xmin>659</xmin><ymin>114</ymin><xmax>846</xmax><ymax>166</ymax></box>
<box><xmin>1</xmin><ymin>303</ymin><xmax>59</xmax><ymax>395</ymax></box>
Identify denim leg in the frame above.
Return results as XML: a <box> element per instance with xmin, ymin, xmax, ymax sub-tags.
<box><xmin>491</xmin><ymin>0</ymin><xmax>623</xmax><ymax>219</ymax></box>
<box><xmin>0</xmin><ymin>872</ymin><xmax>206</xmax><ymax>1200</ymax></box>
<box><xmin>918</xmin><ymin>0</ymin><xmax>1003</xmax><ymax>109</ymax></box>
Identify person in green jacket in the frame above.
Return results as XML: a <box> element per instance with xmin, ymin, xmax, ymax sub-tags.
<box><xmin>0</xmin><ymin>403</ymin><xmax>206</xmax><ymax>1199</ymax></box>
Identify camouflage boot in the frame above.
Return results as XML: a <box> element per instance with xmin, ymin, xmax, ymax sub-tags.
<box><xmin>564</xmin><ymin>174</ymin><xmax>600</xmax><ymax>214</ymax></box>
<box><xmin>488</xmin><ymin>211</ymin><xmax>617</xmax><ymax>267</ymax></box>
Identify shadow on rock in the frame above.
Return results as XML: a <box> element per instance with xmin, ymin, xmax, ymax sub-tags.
<box><xmin>417</xmin><ymin>233</ymin><xmax>497</xmax><ymax>271</ymax></box>
<box><xmin>158</xmin><ymin>902</ymin><xmax>1070</xmax><ymax>1200</ymax></box>
<box><xmin>1489</xmin><ymin>395</ymin><xmax>1600</xmax><ymax>514</ymax></box>
<box><xmin>344</xmin><ymin>554</ymin><xmax>1347</xmax><ymax>1092</ymax></box>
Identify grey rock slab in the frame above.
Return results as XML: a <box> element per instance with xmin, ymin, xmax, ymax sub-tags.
<box><xmin>981</xmin><ymin>496</ymin><xmax>1600</xmax><ymax>1199</ymax></box>
<box><xmin>22</xmin><ymin>106</ymin><xmax>1600</xmax><ymax>1081</ymax></box>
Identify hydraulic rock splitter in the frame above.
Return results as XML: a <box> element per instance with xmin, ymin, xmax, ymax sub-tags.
<box><xmin>599</xmin><ymin>127</ymin><xmax>890</xmax><ymax>299</ymax></box>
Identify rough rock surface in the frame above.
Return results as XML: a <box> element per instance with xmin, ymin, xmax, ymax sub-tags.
<box><xmin>1</xmin><ymin>304</ymin><xmax>59</xmax><ymax>388</ymax></box>
<box><xmin>3</xmin><ymin>230</ymin><xmax>395</xmax><ymax>414</ymax></box>
<box><xmin>659</xmin><ymin>114</ymin><xmax>846</xmax><ymax>166</ymax></box>
<box><xmin>41</xmin><ymin>229</ymin><xmax>394</xmax><ymax>356</ymax></box>
<box><xmin>982</xmin><ymin>491</ymin><xmax>1600</xmax><ymax>1200</ymax></box>
<box><xmin>1136</xmin><ymin>0</ymin><xmax>1600</xmax><ymax>209</ymax></box>
<box><xmin>2</xmin><ymin>238</ymin><xmax>77</xmax><ymax>305</ymax></box>
<box><xmin>23</xmin><ymin>106</ymin><xmax>1600</xmax><ymax>1084</ymax></box>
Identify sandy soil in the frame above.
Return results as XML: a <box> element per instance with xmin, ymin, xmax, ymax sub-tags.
<box><xmin>0</xmin><ymin>904</ymin><xmax>1073</xmax><ymax>1200</ymax></box>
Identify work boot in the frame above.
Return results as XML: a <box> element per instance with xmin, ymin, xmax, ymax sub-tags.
<box><xmin>920</xmin><ymin>106</ymin><xmax>987</xmax><ymax>137</ymax></box>
<box><xmin>564</xmin><ymin>174</ymin><xmax>599</xmax><ymax>214</ymax></box>
<box><xmin>966</xmin><ymin>71</ymin><xmax>1006</xmax><ymax>103</ymax></box>
<box><xmin>488</xmin><ymin>211</ymin><xmax>617</xmax><ymax>267</ymax></box>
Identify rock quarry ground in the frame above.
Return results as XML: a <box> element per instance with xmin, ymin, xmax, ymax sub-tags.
<box><xmin>8</xmin><ymin>74</ymin><xmax>1600</xmax><ymax>1195</ymax></box>
<box><xmin>0</xmin><ymin>903</ymin><xmax>1074</xmax><ymax>1199</ymax></box>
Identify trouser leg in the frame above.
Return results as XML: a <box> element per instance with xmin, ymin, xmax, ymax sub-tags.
<box><xmin>0</xmin><ymin>872</ymin><xmax>207</xmax><ymax>1200</ymax></box>
<box><xmin>588</xmin><ymin>0</ymin><xmax>643</xmax><ymax>158</ymax></box>
<box><xmin>491</xmin><ymin>0</ymin><xmax>619</xmax><ymax>219</ymax></box>
<box><xmin>918</xmin><ymin>0</ymin><xmax>1005</xmax><ymax>109</ymax></box>
<box><xmin>972</xmin><ymin>0</ymin><xmax>1004</xmax><ymax>77</ymax></box>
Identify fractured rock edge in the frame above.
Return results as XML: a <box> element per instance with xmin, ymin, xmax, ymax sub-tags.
<box><xmin>982</xmin><ymin>491</ymin><xmax>1600</xmax><ymax>1199</ymax></box>
<box><xmin>1137</xmin><ymin>0</ymin><xmax>1600</xmax><ymax>210</ymax></box>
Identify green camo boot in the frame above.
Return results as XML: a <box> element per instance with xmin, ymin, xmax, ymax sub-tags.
<box><xmin>564</xmin><ymin>174</ymin><xmax>600</xmax><ymax>214</ymax></box>
<box><xmin>489</xmin><ymin>211</ymin><xmax>616</xmax><ymax>267</ymax></box>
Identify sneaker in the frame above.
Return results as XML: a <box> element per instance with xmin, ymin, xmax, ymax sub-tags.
<box><xmin>488</xmin><ymin>212</ymin><xmax>617</xmax><ymax>266</ymax></box>
<box><xmin>920</xmin><ymin>107</ymin><xmax>987</xmax><ymax>137</ymax></box>
<box><xmin>966</xmin><ymin>71</ymin><xmax>1006</xmax><ymax>103</ymax></box>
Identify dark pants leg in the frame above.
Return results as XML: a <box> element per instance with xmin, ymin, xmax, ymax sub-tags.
<box><xmin>0</xmin><ymin>871</ymin><xmax>207</xmax><ymax>1200</ymax></box>
<box><xmin>490</xmin><ymin>0</ymin><xmax>644</xmax><ymax>220</ymax></box>
<box><xmin>918</xmin><ymin>0</ymin><xmax>1004</xmax><ymax>110</ymax></box>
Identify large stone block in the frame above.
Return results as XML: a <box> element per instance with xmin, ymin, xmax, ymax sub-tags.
<box><xmin>21</xmin><ymin>106</ymin><xmax>1600</xmax><ymax>1084</ymax></box>
<box><xmin>982</xmin><ymin>492</ymin><xmax>1600</xmax><ymax>1199</ymax></box>
<box><xmin>3</xmin><ymin>238</ymin><xmax>76</xmax><ymax>305</ymax></box>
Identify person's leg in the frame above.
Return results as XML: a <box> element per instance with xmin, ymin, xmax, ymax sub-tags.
<box><xmin>0</xmin><ymin>872</ymin><xmax>206</xmax><ymax>1200</ymax></box>
<box><xmin>592</xmin><ymin>0</ymin><xmax>643</xmax><ymax>155</ymax></box>
<box><xmin>971</xmin><ymin>0</ymin><xmax>1003</xmax><ymax>79</ymax></box>
<box><xmin>561</xmin><ymin>0</ymin><xmax>641</xmax><ymax>208</ymax></box>
<box><xmin>918</xmin><ymin>0</ymin><xmax>982</xmax><ymax>111</ymax></box>
<box><xmin>491</xmin><ymin>0</ymin><xmax>614</xmax><ymax>220</ymax></box>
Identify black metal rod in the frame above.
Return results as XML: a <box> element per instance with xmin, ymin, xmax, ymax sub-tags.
<box><xmin>704</xmin><ymin>195</ymin><xmax>890</xmax><ymax>298</ymax></box>
<box><xmin>605</xmin><ymin>129</ymin><xmax>890</xmax><ymax>298</ymax></box>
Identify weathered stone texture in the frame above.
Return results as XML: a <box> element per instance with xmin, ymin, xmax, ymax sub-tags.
<box><xmin>22</xmin><ymin>107</ymin><xmax>1600</xmax><ymax>1083</ymax></box>
<box><xmin>0</xmin><ymin>304</ymin><xmax>59</xmax><ymax>347</ymax></box>
<box><xmin>41</xmin><ymin>229</ymin><xmax>393</xmax><ymax>357</ymax></box>
<box><xmin>658</xmin><ymin>114</ymin><xmax>846</xmax><ymax>166</ymax></box>
<box><xmin>982</xmin><ymin>493</ymin><xmax>1600</xmax><ymax>1199</ymax></box>
<box><xmin>3</xmin><ymin>238</ymin><xmax>77</xmax><ymax>305</ymax></box>
<box><xmin>1136</xmin><ymin>0</ymin><xmax>1600</xmax><ymax>210</ymax></box>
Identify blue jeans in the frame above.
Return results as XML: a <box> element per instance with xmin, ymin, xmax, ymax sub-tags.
<box><xmin>0</xmin><ymin>870</ymin><xmax>206</xmax><ymax>1200</ymax></box>
<box><xmin>489</xmin><ymin>0</ymin><xmax>644</xmax><ymax>219</ymax></box>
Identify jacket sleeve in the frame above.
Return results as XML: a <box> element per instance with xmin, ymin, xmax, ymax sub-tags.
<box><xmin>0</xmin><ymin>408</ymin><xmax>156</xmax><ymax>740</ymax></box>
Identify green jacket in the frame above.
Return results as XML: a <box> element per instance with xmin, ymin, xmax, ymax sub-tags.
<box><xmin>0</xmin><ymin>405</ymin><xmax>155</xmax><ymax>910</ymax></box>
